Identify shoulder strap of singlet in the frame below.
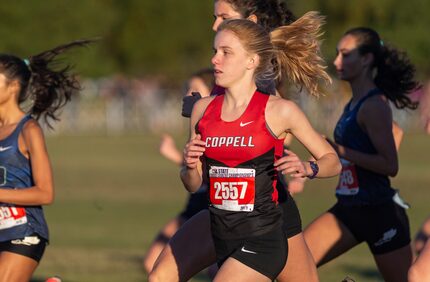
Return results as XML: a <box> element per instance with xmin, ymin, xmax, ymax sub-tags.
<box><xmin>8</xmin><ymin>115</ymin><xmax>33</xmax><ymax>144</ymax></box>
<box><xmin>253</xmin><ymin>90</ymin><xmax>270</xmax><ymax>103</ymax></box>
<box><xmin>195</xmin><ymin>95</ymin><xmax>223</xmax><ymax>134</ymax></box>
<box><xmin>348</xmin><ymin>88</ymin><xmax>382</xmax><ymax>112</ymax></box>
<box><xmin>205</xmin><ymin>94</ymin><xmax>224</xmax><ymax>118</ymax></box>
<box><xmin>248</xmin><ymin>91</ymin><xmax>270</xmax><ymax>117</ymax></box>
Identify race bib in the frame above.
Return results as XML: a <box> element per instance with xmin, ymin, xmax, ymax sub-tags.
<box><xmin>209</xmin><ymin>166</ymin><xmax>255</xmax><ymax>212</ymax></box>
<box><xmin>0</xmin><ymin>206</ymin><xmax>27</xmax><ymax>230</ymax></box>
<box><xmin>336</xmin><ymin>159</ymin><xmax>359</xmax><ymax>195</ymax></box>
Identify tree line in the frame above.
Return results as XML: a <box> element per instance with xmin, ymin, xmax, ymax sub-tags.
<box><xmin>1</xmin><ymin>0</ymin><xmax>428</xmax><ymax>85</ymax></box>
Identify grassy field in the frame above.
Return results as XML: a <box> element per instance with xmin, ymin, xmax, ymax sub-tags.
<box><xmin>32</xmin><ymin>133</ymin><xmax>429</xmax><ymax>282</ymax></box>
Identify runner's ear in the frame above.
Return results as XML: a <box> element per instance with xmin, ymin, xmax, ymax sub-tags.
<box><xmin>247</xmin><ymin>55</ymin><xmax>259</xmax><ymax>70</ymax></box>
<box><xmin>247</xmin><ymin>14</ymin><xmax>258</xmax><ymax>24</ymax></box>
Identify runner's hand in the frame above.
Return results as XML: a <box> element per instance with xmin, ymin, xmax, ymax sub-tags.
<box><xmin>274</xmin><ymin>149</ymin><xmax>308</xmax><ymax>178</ymax></box>
<box><xmin>183</xmin><ymin>134</ymin><xmax>206</xmax><ymax>169</ymax></box>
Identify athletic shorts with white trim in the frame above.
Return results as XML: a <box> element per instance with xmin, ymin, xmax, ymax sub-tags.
<box><xmin>213</xmin><ymin>227</ymin><xmax>287</xmax><ymax>280</ymax></box>
<box><xmin>0</xmin><ymin>233</ymin><xmax>47</xmax><ymax>262</ymax></box>
<box><xmin>328</xmin><ymin>199</ymin><xmax>411</xmax><ymax>254</ymax></box>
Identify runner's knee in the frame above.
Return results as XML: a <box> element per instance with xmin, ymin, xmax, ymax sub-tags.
<box><xmin>408</xmin><ymin>265</ymin><xmax>420</xmax><ymax>282</ymax></box>
<box><xmin>148</xmin><ymin>268</ymin><xmax>173</xmax><ymax>282</ymax></box>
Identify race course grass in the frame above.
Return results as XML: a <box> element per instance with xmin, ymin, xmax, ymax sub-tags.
<box><xmin>32</xmin><ymin>133</ymin><xmax>428</xmax><ymax>282</ymax></box>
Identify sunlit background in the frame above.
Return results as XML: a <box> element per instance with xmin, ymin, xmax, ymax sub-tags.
<box><xmin>1</xmin><ymin>1</ymin><xmax>429</xmax><ymax>281</ymax></box>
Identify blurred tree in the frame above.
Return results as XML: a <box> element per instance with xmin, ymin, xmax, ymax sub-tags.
<box><xmin>0</xmin><ymin>0</ymin><xmax>118</xmax><ymax>76</ymax></box>
<box><xmin>0</xmin><ymin>0</ymin><xmax>428</xmax><ymax>82</ymax></box>
<box><xmin>104</xmin><ymin>0</ymin><xmax>214</xmax><ymax>82</ymax></box>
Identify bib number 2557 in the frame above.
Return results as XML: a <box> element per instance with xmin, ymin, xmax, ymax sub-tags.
<box><xmin>213</xmin><ymin>181</ymin><xmax>248</xmax><ymax>200</ymax></box>
<box><xmin>209</xmin><ymin>166</ymin><xmax>255</xmax><ymax>212</ymax></box>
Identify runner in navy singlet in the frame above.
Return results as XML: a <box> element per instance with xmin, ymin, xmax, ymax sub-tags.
<box><xmin>0</xmin><ymin>40</ymin><xmax>93</xmax><ymax>281</ymax></box>
<box><xmin>303</xmin><ymin>27</ymin><xmax>418</xmax><ymax>282</ymax></box>
<box><xmin>180</xmin><ymin>18</ymin><xmax>340</xmax><ymax>281</ymax></box>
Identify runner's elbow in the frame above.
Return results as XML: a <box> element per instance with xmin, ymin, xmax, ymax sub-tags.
<box><xmin>41</xmin><ymin>190</ymin><xmax>55</xmax><ymax>205</ymax></box>
<box><xmin>387</xmin><ymin>163</ymin><xmax>398</xmax><ymax>177</ymax></box>
<box><xmin>334</xmin><ymin>160</ymin><xmax>342</xmax><ymax>175</ymax></box>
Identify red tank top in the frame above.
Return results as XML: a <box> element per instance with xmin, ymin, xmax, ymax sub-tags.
<box><xmin>197</xmin><ymin>91</ymin><xmax>285</xmax><ymax>239</ymax></box>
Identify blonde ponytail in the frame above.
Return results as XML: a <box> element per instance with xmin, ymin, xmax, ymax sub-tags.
<box><xmin>271</xmin><ymin>11</ymin><xmax>331</xmax><ymax>97</ymax></box>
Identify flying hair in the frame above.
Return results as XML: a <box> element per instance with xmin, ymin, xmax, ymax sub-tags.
<box><xmin>217</xmin><ymin>12</ymin><xmax>331</xmax><ymax>97</ymax></box>
<box><xmin>270</xmin><ymin>11</ymin><xmax>331</xmax><ymax>97</ymax></box>
<box><xmin>24</xmin><ymin>39</ymin><xmax>97</xmax><ymax>127</ymax></box>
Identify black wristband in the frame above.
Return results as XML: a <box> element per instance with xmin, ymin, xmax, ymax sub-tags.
<box><xmin>181</xmin><ymin>92</ymin><xmax>202</xmax><ymax>118</ymax></box>
<box><xmin>307</xmin><ymin>161</ymin><xmax>319</xmax><ymax>179</ymax></box>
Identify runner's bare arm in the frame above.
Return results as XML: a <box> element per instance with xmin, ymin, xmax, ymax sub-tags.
<box><xmin>269</xmin><ymin>98</ymin><xmax>341</xmax><ymax>178</ymax></box>
<box><xmin>180</xmin><ymin>97</ymin><xmax>214</xmax><ymax>192</ymax></box>
<box><xmin>0</xmin><ymin>120</ymin><xmax>54</xmax><ymax>205</ymax></box>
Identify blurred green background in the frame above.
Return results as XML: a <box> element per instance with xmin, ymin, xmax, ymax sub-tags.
<box><xmin>1</xmin><ymin>0</ymin><xmax>429</xmax><ymax>81</ymax></box>
<box><xmin>1</xmin><ymin>0</ymin><xmax>429</xmax><ymax>281</ymax></box>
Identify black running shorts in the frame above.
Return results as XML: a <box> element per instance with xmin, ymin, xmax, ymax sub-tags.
<box><xmin>328</xmin><ymin>200</ymin><xmax>411</xmax><ymax>254</ymax></box>
<box><xmin>179</xmin><ymin>191</ymin><xmax>208</xmax><ymax>220</ymax></box>
<box><xmin>280</xmin><ymin>195</ymin><xmax>302</xmax><ymax>238</ymax></box>
<box><xmin>213</xmin><ymin>227</ymin><xmax>288</xmax><ymax>280</ymax></box>
<box><xmin>0</xmin><ymin>233</ymin><xmax>48</xmax><ymax>262</ymax></box>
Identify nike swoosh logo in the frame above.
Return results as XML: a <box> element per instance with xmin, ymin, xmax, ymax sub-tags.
<box><xmin>241</xmin><ymin>246</ymin><xmax>257</xmax><ymax>254</ymax></box>
<box><xmin>240</xmin><ymin>121</ymin><xmax>254</xmax><ymax>127</ymax></box>
<box><xmin>0</xmin><ymin>146</ymin><xmax>12</xmax><ymax>152</ymax></box>
<box><xmin>11</xmin><ymin>236</ymin><xmax>41</xmax><ymax>246</ymax></box>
